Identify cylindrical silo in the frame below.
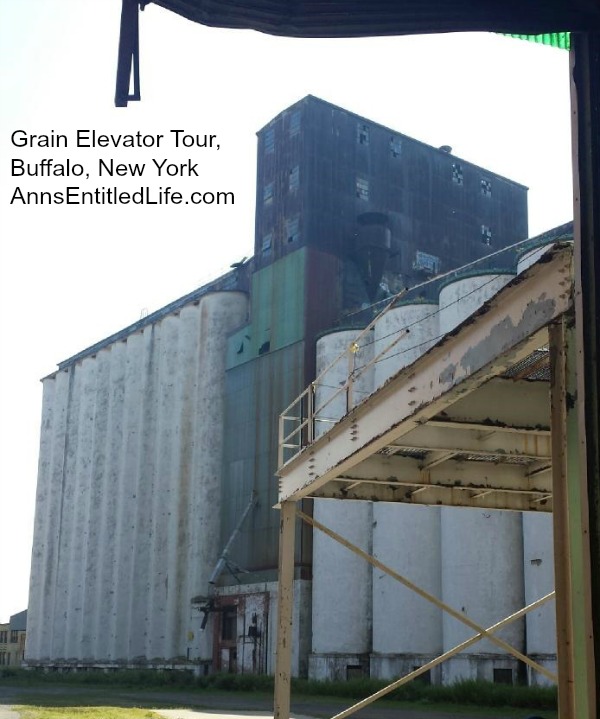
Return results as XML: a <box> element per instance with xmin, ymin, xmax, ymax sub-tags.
<box><xmin>517</xmin><ymin>243</ymin><xmax>556</xmax><ymax>275</ymax></box>
<box><xmin>371</xmin><ymin>301</ymin><xmax>443</xmax><ymax>680</ymax></box>
<box><xmin>187</xmin><ymin>292</ymin><xmax>249</xmax><ymax>661</ymax></box>
<box><xmin>311</xmin><ymin>329</ymin><xmax>374</xmax><ymax>680</ymax></box>
<box><xmin>371</xmin><ymin>503</ymin><xmax>442</xmax><ymax>681</ymax></box>
<box><xmin>25</xmin><ymin>374</ymin><xmax>59</xmax><ymax>662</ymax></box>
<box><xmin>314</xmin><ymin>328</ymin><xmax>374</xmax><ymax>438</ymax></box>
<box><xmin>64</xmin><ymin>355</ymin><xmax>99</xmax><ymax>661</ymax></box>
<box><xmin>50</xmin><ymin>364</ymin><xmax>83</xmax><ymax>662</ymax></box>
<box><xmin>438</xmin><ymin>270</ymin><xmax>524</xmax><ymax>685</ymax></box>
<box><xmin>26</xmin><ymin>290</ymin><xmax>247</xmax><ymax>668</ymax></box>
<box><xmin>310</xmin><ymin>499</ymin><xmax>373</xmax><ymax>680</ymax></box>
<box><xmin>522</xmin><ymin>513</ymin><xmax>556</xmax><ymax>685</ymax></box>
<box><xmin>373</xmin><ymin>301</ymin><xmax>439</xmax><ymax>389</ymax></box>
<box><xmin>438</xmin><ymin>271</ymin><xmax>515</xmax><ymax>333</ymax></box>
<box><xmin>440</xmin><ymin>509</ymin><xmax>525</xmax><ymax>684</ymax></box>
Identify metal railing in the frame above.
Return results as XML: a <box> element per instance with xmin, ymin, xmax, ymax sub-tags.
<box><xmin>278</xmin><ymin>290</ymin><xmax>410</xmax><ymax>468</ymax></box>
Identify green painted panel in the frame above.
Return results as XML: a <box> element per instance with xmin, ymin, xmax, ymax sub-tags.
<box><xmin>226</xmin><ymin>248</ymin><xmax>306</xmax><ymax>369</ymax></box>
<box><xmin>505</xmin><ymin>32</ymin><xmax>570</xmax><ymax>50</ymax></box>
<box><xmin>252</xmin><ymin>248</ymin><xmax>306</xmax><ymax>352</ymax></box>
<box><xmin>226</xmin><ymin>324</ymin><xmax>252</xmax><ymax>369</ymax></box>
<box><xmin>220</xmin><ymin>341</ymin><xmax>307</xmax><ymax>579</ymax></box>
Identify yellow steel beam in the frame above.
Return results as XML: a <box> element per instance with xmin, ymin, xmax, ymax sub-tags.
<box><xmin>278</xmin><ymin>247</ymin><xmax>572</xmax><ymax>503</ymax></box>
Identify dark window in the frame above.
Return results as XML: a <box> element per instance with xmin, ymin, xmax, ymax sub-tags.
<box><xmin>346</xmin><ymin>665</ymin><xmax>364</xmax><ymax>680</ymax></box>
<box><xmin>261</xmin><ymin>233</ymin><xmax>273</xmax><ymax>255</ymax></box>
<box><xmin>221</xmin><ymin>607</ymin><xmax>237</xmax><ymax>641</ymax></box>
<box><xmin>481</xmin><ymin>225</ymin><xmax>492</xmax><ymax>246</ymax></box>
<box><xmin>263</xmin><ymin>182</ymin><xmax>274</xmax><ymax>205</ymax></box>
<box><xmin>356</xmin><ymin>177</ymin><xmax>369</xmax><ymax>200</ymax></box>
<box><xmin>0</xmin><ymin>631</ymin><xmax>7</xmax><ymax>644</ymax></box>
<box><xmin>10</xmin><ymin>631</ymin><xmax>18</xmax><ymax>644</ymax></box>
<box><xmin>481</xmin><ymin>179</ymin><xmax>492</xmax><ymax>197</ymax></box>
<box><xmin>452</xmin><ymin>163</ymin><xmax>463</xmax><ymax>185</ymax></box>
<box><xmin>0</xmin><ymin>652</ymin><xmax>5</xmax><ymax>665</ymax></box>
<box><xmin>357</xmin><ymin>124</ymin><xmax>369</xmax><ymax>145</ymax></box>
<box><xmin>286</xmin><ymin>216</ymin><xmax>300</xmax><ymax>243</ymax></box>
<box><xmin>412</xmin><ymin>667</ymin><xmax>432</xmax><ymax>685</ymax></box>
<box><xmin>264</xmin><ymin>128</ymin><xmax>275</xmax><ymax>153</ymax></box>
<box><xmin>390</xmin><ymin>136</ymin><xmax>402</xmax><ymax>158</ymax></box>
<box><xmin>493</xmin><ymin>668</ymin><xmax>513</xmax><ymax>685</ymax></box>
<box><xmin>289</xmin><ymin>165</ymin><xmax>299</xmax><ymax>192</ymax></box>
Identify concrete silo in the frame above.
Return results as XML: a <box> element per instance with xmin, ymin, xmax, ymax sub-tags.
<box><xmin>310</xmin><ymin>329</ymin><xmax>374</xmax><ymax>680</ymax></box>
<box><xmin>371</xmin><ymin>301</ymin><xmax>443</xmax><ymax>681</ymax></box>
<box><xmin>26</xmin><ymin>292</ymin><xmax>248</xmax><ymax>666</ymax></box>
<box><xmin>437</xmin><ymin>271</ymin><xmax>526</xmax><ymax>684</ymax></box>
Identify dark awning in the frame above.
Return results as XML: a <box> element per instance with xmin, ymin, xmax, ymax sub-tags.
<box><xmin>148</xmin><ymin>0</ymin><xmax>600</xmax><ymax>38</ymax></box>
<box><xmin>116</xmin><ymin>0</ymin><xmax>600</xmax><ymax>106</ymax></box>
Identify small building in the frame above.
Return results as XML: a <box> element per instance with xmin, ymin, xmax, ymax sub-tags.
<box><xmin>0</xmin><ymin>610</ymin><xmax>27</xmax><ymax>667</ymax></box>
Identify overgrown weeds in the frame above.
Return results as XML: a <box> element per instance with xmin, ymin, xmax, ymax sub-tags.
<box><xmin>1</xmin><ymin>667</ymin><xmax>556</xmax><ymax>711</ymax></box>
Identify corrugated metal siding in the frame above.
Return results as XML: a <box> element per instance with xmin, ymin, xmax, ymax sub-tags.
<box><xmin>221</xmin><ymin>342</ymin><xmax>309</xmax><ymax>579</ymax></box>
<box><xmin>226</xmin><ymin>249</ymin><xmax>306</xmax><ymax>370</ymax></box>
<box><xmin>255</xmin><ymin>96</ymin><xmax>528</xmax><ymax>325</ymax></box>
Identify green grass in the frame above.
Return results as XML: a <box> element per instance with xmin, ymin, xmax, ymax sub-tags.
<box><xmin>15</xmin><ymin>708</ymin><xmax>159</xmax><ymax>719</ymax></box>
<box><xmin>2</xmin><ymin>667</ymin><xmax>557</xmax><ymax>713</ymax></box>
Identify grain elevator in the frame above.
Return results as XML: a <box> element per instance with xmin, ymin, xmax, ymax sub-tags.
<box><xmin>27</xmin><ymin>95</ymin><xmax>560</xmax><ymax>684</ymax></box>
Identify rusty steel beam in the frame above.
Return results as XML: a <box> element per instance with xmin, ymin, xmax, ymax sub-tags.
<box><xmin>273</xmin><ymin>502</ymin><xmax>296</xmax><ymax>719</ymax></box>
<box><xmin>392</xmin><ymin>423</ymin><xmax>552</xmax><ymax>459</ymax></box>
<box><xmin>278</xmin><ymin>247</ymin><xmax>572</xmax><ymax>503</ymax></box>
<box><xmin>336</xmin><ymin>453</ymin><xmax>551</xmax><ymax>493</ymax></box>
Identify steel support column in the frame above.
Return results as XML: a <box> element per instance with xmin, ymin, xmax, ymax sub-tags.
<box><xmin>274</xmin><ymin>501</ymin><xmax>296</xmax><ymax>719</ymax></box>
<box><xmin>550</xmin><ymin>317</ymin><xmax>596</xmax><ymax>718</ymax></box>
<box><xmin>571</xmin><ymin>32</ymin><xmax>600</xmax><ymax>715</ymax></box>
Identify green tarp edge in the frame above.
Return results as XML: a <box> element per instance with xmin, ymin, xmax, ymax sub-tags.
<box><xmin>506</xmin><ymin>32</ymin><xmax>570</xmax><ymax>49</ymax></box>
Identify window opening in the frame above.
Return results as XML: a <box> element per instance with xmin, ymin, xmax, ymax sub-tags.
<box><xmin>358</xmin><ymin>123</ymin><xmax>369</xmax><ymax>145</ymax></box>
<box><xmin>481</xmin><ymin>225</ymin><xmax>492</xmax><ymax>245</ymax></box>
<box><xmin>481</xmin><ymin>179</ymin><xmax>492</xmax><ymax>197</ymax></box>
<box><xmin>356</xmin><ymin>177</ymin><xmax>369</xmax><ymax>200</ymax></box>
<box><xmin>221</xmin><ymin>607</ymin><xmax>237</xmax><ymax>641</ymax></box>
<box><xmin>493</xmin><ymin>668</ymin><xmax>513</xmax><ymax>684</ymax></box>
<box><xmin>289</xmin><ymin>165</ymin><xmax>299</xmax><ymax>192</ymax></box>
<box><xmin>263</xmin><ymin>182</ymin><xmax>274</xmax><ymax>205</ymax></box>
<box><xmin>264</xmin><ymin>128</ymin><xmax>275</xmax><ymax>153</ymax></box>
<box><xmin>452</xmin><ymin>163</ymin><xmax>463</xmax><ymax>185</ymax></box>
<box><xmin>261</xmin><ymin>233</ymin><xmax>273</xmax><ymax>255</ymax></box>
<box><xmin>390</xmin><ymin>136</ymin><xmax>402</xmax><ymax>158</ymax></box>
<box><xmin>286</xmin><ymin>216</ymin><xmax>300</xmax><ymax>243</ymax></box>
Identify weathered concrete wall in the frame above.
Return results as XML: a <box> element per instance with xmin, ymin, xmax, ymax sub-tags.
<box><xmin>26</xmin><ymin>292</ymin><xmax>247</xmax><ymax>665</ymax></box>
<box><xmin>522</xmin><ymin>512</ymin><xmax>556</xmax><ymax>685</ymax></box>
<box><xmin>311</xmin><ymin>500</ymin><xmax>373</xmax><ymax>659</ymax></box>
<box><xmin>372</xmin><ymin>504</ymin><xmax>442</xmax><ymax>656</ymax></box>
